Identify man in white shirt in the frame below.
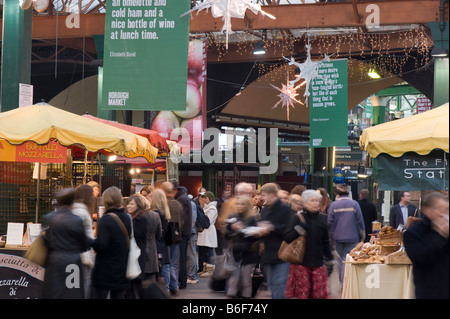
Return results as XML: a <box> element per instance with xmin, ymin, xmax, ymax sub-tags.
<box><xmin>389</xmin><ymin>191</ymin><xmax>417</xmax><ymax>229</ymax></box>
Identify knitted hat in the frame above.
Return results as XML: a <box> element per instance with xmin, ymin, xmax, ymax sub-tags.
<box><xmin>202</xmin><ymin>191</ymin><xmax>215</xmax><ymax>202</ymax></box>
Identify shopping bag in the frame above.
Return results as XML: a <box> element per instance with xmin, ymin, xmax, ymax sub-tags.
<box><xmin>278</xmin><ymin>213</ymin><xmax>306</xmax><ymax>264</ymax></box>
<box><xmin>109</xmin><ymin>213</ymin><xmax>142</xmax><ymax>280</ymax></box>
<box><xmin>211</xmin><ymin>250</ymin><xmax>236</xmax><ymax>280</ymax></box>
<box><xmin>24</xmin><ymin>234</ymin><xmax>47</xmax><ymax>267</ymax></box>
<box><xmin>126</xmin><ymin>236</ymin><xmax>142</xmax><ymax>280</ymax></box>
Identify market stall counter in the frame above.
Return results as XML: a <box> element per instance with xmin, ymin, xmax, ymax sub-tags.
<box><xmin>0</xmin><ymin>248</ymin><xmax>45</xmax><ymax>299</ymax></box>
<box><xmin>341</xmin><ymin>227</ymin><xmax>415</xmax><ymax>299</ymax></box>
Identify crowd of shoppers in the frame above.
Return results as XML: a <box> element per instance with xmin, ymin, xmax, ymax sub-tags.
<box><xmin>39</xmin><ymin>180</ymin><xmax>448</xmax><ymax>299</ymax></box>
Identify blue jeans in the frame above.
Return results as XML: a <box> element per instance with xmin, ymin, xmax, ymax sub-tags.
<box><xmin>263</xmin><ymin>262</ymin><xmax>290</xmax><ymax>299</ymax></box>
<box><xmin>187</xmin><ymin>233</ymin><xmax>198</xmax><ymax>281</ymax></box>
<box><xmin>162</xmin><ymin>244</ymin><xmax>180</xmax><ymax>291</ymax></box>
<box><xmin>335</xmin><ymin>241</ymin><xmax>359</xmax><ymax>284</ymax></box>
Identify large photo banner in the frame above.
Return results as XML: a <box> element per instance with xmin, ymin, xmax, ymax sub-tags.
<box><xmin>309</xmin><ymin>59</ymin><xmax>348</xmax><ymax>148</ymax></box>
<box><xmin>151</xmin><ymin>38</ymin><xmax>207</xmax><ymax>152</ymax></box>
<box><xmin>101</xmin><ymin>0</ymin><xmax>190</xmax><ymax>111</ymax></box>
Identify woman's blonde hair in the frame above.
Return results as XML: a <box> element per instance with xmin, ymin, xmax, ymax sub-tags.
<box><xmin>235</xmin><ymin>195</ymin><xmax>254</xmax><ymax>219</ymax></box>
<box><xmin>150</xmin><ymin>188</ymin><xmax>171</xmax><ymax>221</ymax></box>
<box><xmin>102</xmin><ymin>186</ymin><xmax>123</xmax><ymax>210</ymax></box>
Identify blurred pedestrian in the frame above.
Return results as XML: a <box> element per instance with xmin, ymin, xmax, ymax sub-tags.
<box><xmin>258</xmin><ymin>183</ymin><xmax>292</xmax><ymax>299</ymax></box>
<box><xmin>72</xmin><ymin>184</ymin><xmax>96</xmax><ymax>298</ymax></box>
<box><xmin>283</xmin><ymin>190</ymin><xmax>333</xmax><ymax>299</ymax></box>
<box><xmin>160</xmin><ymin>182</ymin><xmax>183</xmax><ymax>296</ymax></box>
<box><xmin>87</xmin><ymin>180</ymin><xmax>103</xmax><ymax>231</ymax></box>
<box><xmin>288</xmin><ymin>194</ymin><xmax>303</xmax><ymax>214</ymax></box>
<box><xmin>174</xmin><ymin>183</ymin><xmax>192</xmax><ymax>290</ymax></box>
<box><xmin>317</xmin><ymin>187</ymin><xmax>331</xmax><ymax>215</ymax></box>
<box><xmin>389</xmin><ymin>191</ymin><xmax>417</xmax><ymax>229</ymax></box>
<box><xmin>140</xmin><ymin>185</ymin><xmax>153</xmax><ymax>202</ymax></box>
<box><xmin>149</xmin><ymin>189</ymin><xmax>171</xmax><ymax>285</ymax></box>
<box><xmin>224</xmin><ymin>195</ymin><xmax>259</xmax><ymax>299</ymax></box>
<box><xmin>251</xmin><ymin>190</ymin><xmax>263</xmax><ymax>214</ymax></box>
<box><xmin>193</xmin><ymin>187</ymin><xmax>206</xmax><ymax>206</ymax></box>
<box><xmin>197</xmin><ymin>191</ymin><xmax>218</xmax><ymax>277</ymax></box>
<box><xmin>358</xmin><ymin>189</ymin><xmax>378</xmax><ymax>242</ymax></box>
<box><xmin>327</xmin><ymin>184</ymin><xmax>365</xmax><ymax>285</ymax></box>
<box><xmin>278</xmin><ymin>190</ymin><xmax>290</xmax><ymax>204</ymax></box>
<box><xmin>403</xmin><ymin>191</ymin><xmax>449</xmax><ymax>299</ymax></box>
<box><xmin>92</xmin><ymin>186</ymin><xmax>131</xmax><ymax>299</ymax></box>
<box><xmin>291</xmin><ymin>185</ymin><xmax>306</xmax><ymax>196</ymax></box>
<box><xmin>126</xmin><ymin>194</ymin><xmax>162</xmax><ymax>298</ymax></box>
<box><xmin>42</xmin><ymin>188</ymin><xmax>90</xmax><ymax>299</ymax></box>
<box><xmin>187</xmin><ymin>197</ymin><xmax>199</xmax><ymax>284</ymax></box>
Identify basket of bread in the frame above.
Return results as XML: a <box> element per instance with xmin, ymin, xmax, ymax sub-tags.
<box><xmin>376</xmin><ymin>226</ymin><xmax>403</xmax><ymax>244</ymax></box>
<box><xmin>348</xmin><ymin>242</ymin><xmax>387</xmax><ymax>264</ymax></box>
<box><xmin>347</xmin><ymin>225</ymin><xmax>412</xmax><ymax>264</ymax></box>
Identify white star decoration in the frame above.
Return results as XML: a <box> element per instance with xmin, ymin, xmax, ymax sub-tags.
<box><xmin>285</xmin><ymin>44</ymin><xmax>331</xmax><ymax>106</ymax></box>
<box><xmin>181</xmin><ymin>0</ymin><xmax>276</xmax><ymax>49</ymax></box>
<box><xmin>270</xmin><ymin>80</ymin><xmax>305</xmax><ymax>121</ymax></box>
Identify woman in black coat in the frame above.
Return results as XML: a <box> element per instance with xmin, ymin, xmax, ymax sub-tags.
<box><xmin>283</xmin><ymin>190</ymin><xmax>333</xmax><ymax>299</ymax></box>
<box><xmin>92</xmin><ymin>186</ymin><xmax>132</xmax><ymax>299</ymax></box>
<box><xmin>42</xmin><ymin>188</ymin><xmax>90</xmax><ymax>299</ymax></box>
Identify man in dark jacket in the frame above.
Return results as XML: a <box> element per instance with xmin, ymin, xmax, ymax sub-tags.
<box><xmin>358</xmin><ymin>189</ymin><xmax>378</xmax><ymax>242</ymax></box>
<box><xmin>389</xmin><ymin>191</ymin><xmax>417</xmax><ymax>229</ymax></box>
<box><xmin>174</xmin><ymin>184</ymin><xmax>192</xmax><ymax>290</ymax></box>
<box><xmin>43</xmin><ymin>188</ymin><xmax>90</xmax><ymax>299</ymax></box>
<box><xmin>258</xmin><ymin>183</ymin><xmax>293</xmax><ymax>299</ymax></box>
<box><xmin>403</xmin><ymin>192</ymin><xmax>449</xmax><ymax>299</ymax></box>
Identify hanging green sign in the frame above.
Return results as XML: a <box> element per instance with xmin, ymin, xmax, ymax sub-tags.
<box><xmin>377</xmin><ymin>150</ymin><xmax>449</xmax><ymax>191</ymax></box>
<box><xmin>365</xmin><ymin>97</ymin><xmax>373</xmax><ymax>119</ymax></box>
<box><xmin>309</xmin><ymin>59</ymin><xmax>348</xmax><ymax>148</ymax></box>
<box><xmin>101</xmin><ymin>0</ymin><xmax>190</xmax><ymax>111</ymax></box>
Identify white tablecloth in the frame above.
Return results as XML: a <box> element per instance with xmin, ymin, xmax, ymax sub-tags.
<box><xmin>342</xmin><ymin>255</ymin><xmax>415</xmax><ymax>299</ymax></box>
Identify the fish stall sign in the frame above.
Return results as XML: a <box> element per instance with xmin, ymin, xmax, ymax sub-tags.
<box><xmin>377</xmin><ymin>150</ymin><xmax>449</xmax><ymax>191</ymax></box>
<box><xmin>0</xmin><ymin>254</ymin><xmax>45</xmax><ymax>299</ymax></box>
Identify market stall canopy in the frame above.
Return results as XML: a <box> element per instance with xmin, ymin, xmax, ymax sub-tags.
<box><xmin>0</xmin><ymin>104</ymin><xmax>159</xmax><ymax>163</ymax></box>
<box><xmin>82</xmin><ymin>114</ymin><xmax>173</xmax><ymax>156</ymax></box>
<box><xmin>360</xmin><ymin>103</ymin><xmax>449</xmax><ymax>158</ymax></box>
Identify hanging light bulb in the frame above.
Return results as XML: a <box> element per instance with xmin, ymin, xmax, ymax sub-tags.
<box><xmin>253</xmin><ymin>42</ymin><xmax>266</xmax><ymax>55</ymax></box>
<box><xmin>368</xmin><ymin>68</ymin><xmax>381</xmax><ymax>79</ymax></box>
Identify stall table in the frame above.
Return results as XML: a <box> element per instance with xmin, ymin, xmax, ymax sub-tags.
<box><xmin>342</xmin><ymin>255</ymin><xmax>415</xmax><ymax>299</ymax></box>
<box><xmin>0</xmin><ymin>248</ymin><xmax>44</xmax><ymax>299</ymax></box>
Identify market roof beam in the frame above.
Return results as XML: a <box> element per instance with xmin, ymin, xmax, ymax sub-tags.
<box><xmin>0</xmin><ymin>0</ymin><xmax>447</xmax><ymax>39</ymax></box>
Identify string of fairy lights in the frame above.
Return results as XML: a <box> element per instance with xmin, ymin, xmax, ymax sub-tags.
<box><xmin>203</xmin><ymin>25</ymin><xmax>433</xmax><ymax>84</ymax></box>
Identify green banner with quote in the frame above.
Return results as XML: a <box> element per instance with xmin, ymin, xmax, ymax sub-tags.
<box><xmin>101</xmin><ymin>0</ymin><xmax>190</xmax><ymax>111</ymax></box>
<box><xmin>309</xmin><ymin>59</ymin><xmax>348</xmax><ymax>148</ymax></box>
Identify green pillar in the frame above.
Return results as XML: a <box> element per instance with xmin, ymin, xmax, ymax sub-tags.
<box><xmin>1</xmin><ymin>0</ymin><xmax>32</xmax><ymax>112</ymax></box>
<box><xmin>326</xmin><ymin>147</ymin><xmax>334</xmax><ymax>199</ymax></box>
<box><xmin>202</xmin><ymin>167</ymin><xmax>218</xmax><ymax>197</ymax></box>
<box><xmin>433</xmin><ymin>57</ymin><xmax>449</xmax><ymax>106</ymax></box>
<box><xmin>428</xmin><ymin>22</ymin><xmax>449</xmax><ymax>107</ymax></box>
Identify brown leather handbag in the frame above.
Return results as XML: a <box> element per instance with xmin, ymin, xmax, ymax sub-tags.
<box><xmin>278</xmin><ymin>212</ymin><xmax>307</xmax><ymax>264</ymax></box>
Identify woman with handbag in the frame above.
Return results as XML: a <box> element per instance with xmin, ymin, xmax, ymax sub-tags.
<box><xmin>223</xmin><ymin>195</ymin><xmax>259</xmax><ymax>299</ymax></box>
<box><xmin>126</xmin><ymin>194</ymin><xmax>162</xmax><ymax>298</ymax></box>
<box><xmin>92</xmin><ymin>186</ymin><xmax>132</xmax><ymax>299</ymax></box>
<box><xmin>283</xmin><ymin>190</ymin><xmax>333</xmax><ymax>299</ymax></box>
